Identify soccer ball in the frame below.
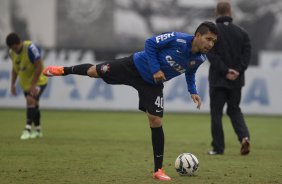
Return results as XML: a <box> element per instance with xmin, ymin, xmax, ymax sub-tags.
<box><xmin>175</xmin><ymin>153</ymin><xmax>199</xmax><ymax>176</ymax></box>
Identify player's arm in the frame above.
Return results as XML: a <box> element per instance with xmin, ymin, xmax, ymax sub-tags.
<box><xmin>8</xmin><ymin>52</ymin><xmax>18</xmax><ymax>96</ymax></box>
<box><xmin>185</xmin><ymin>68</ymin><xmax>201</xmax><ymax>109</ymax></box>
<box><xmin>145</xmin><ymin>32</ymin><xmax>177</xmax><ymax>81</ymax></box>
<box><xmin>30</xmin><ymin>60</ymin><xmax>43</xmax><ymax>97</ymax></box>
<box><xmin>206</xmin><ymin>40</ymin><xmax>229</xmax><ymax>76</ymax></box>
<box><xmin>237</xmin><ymin>31</ymin><xmax>251</xmax><ymax>73</ymax></box>
<box><xmin>28</xmin><ymin>44</ymin><xmax>43</xmax><ymax>96</ymax></box>
<box><xmin>11</xmin><ymin>68</ymin><xmax>18</xmax><ymax>96</ymax></box>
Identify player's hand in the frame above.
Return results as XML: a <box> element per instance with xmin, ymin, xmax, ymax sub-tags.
<box><xmin>30</xmin><ymin>85</ymin><xmax>39</xmax><ymax>97</ymax></box>
<box><xmin>11</xmin><ymin>85</ymin><xmax>17</xmax><ymax>96</ymax></box>
<box><xmin>226</xmin><ymin>69</ymin><xmax>239</xmax><ymax>80</ymax></box>
<box><xmin>191</xmin><ymin>94</ymin><xmax>201</xmax><ymax>109</ymax></box>
<box><xmin>153</xmin><ymin>70</ymin><xmax>166</xmax><ymax>83</ymax></box>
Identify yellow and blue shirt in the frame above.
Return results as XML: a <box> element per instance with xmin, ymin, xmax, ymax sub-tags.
<box><xmin>9</xmin><ymin>41</ymin><xmax>48</xmax><ymax>91</ymax></box>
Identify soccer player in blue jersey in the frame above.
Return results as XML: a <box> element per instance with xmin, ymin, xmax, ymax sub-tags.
<box><xmin>43</xmin><ymin>21</ymin><xmax>218</xmax><ymax>180</ymax></box>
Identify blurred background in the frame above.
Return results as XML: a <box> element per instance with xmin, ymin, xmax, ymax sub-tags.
<box><xmin>1</xmin><ymin>0</ymin><xmax>282</xmax><ymax>115</ymax></box>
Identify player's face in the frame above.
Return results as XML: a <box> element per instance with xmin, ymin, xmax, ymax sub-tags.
<box><xmin>195</xmin><ymin>31</ymin><xmax>217</xmax><ymax>54</ymax></box>
<box><xmin>10</xmin><ymin>43</ymin><xmax>23</xmax><ymax>54</ymax></box>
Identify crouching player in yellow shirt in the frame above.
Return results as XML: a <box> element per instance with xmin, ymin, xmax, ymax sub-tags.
<box><xmin>6</xmin><ymin>33</ymin><xmax>48</xmax><ymax>140</ymax></box>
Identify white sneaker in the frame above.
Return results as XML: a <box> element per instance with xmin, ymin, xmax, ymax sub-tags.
<box><xmin>30</xmin><ymin>131</ymin><xmax>43</xmax><ymax>139</ymax></box>
<box><xmin>207</xmin><ymin>150</ymin><xmax>223</xmax><ymax>155</ymax></box>
<box><xmin>20</xmin><ymin>130</ymin><xmax>31</xmax><ymax>140</ymax></box>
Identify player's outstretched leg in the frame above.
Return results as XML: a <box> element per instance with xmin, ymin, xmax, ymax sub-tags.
<box><xmin>43</xmin><ymin>64</ymin><xmax>93</xmax><ymax>77</ymax></box>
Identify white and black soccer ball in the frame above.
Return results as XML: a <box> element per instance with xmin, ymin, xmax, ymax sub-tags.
<box><xmin>175</xmin><ymin>153</ymin><xmax>199</xmax><ymax>176</ymax></box>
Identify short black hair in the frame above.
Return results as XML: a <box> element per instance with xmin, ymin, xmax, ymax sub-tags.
<box><xmin>216</xmin><ymin>1</ymin><xmax>231</xmax><ymax>16</ymax></box>
<box><xmin>6</xmin><ymin>33</ymin><xmax>21</xmax><ymax>47</ymax></box>
<box><xmin>195</xmin><ymin>21</ymin><xmax>218</xmax><ymax>35</ymax></box>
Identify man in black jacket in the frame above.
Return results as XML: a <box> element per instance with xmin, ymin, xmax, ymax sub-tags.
<box><xmin>207</xmin><ymin>1</ymin><xmax>251</xmax><ymax>155</ymax></box>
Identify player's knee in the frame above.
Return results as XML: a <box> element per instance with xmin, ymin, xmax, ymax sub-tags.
<box><xmin>227</xmin><ymin>107</ymin><xmax>241</xmax><ymax>116</ymax></box>
<box><xmin>148</xmin><ymin>114</ymin><xmax>162</xmax><ymax>127</ymax></box>
<box><xmin>87</xmin><ymin>66</ymin><xmax>99</xmax><ymax>78</ymax></box>
<box><xmin>26</xmin><ymin>96</ymin><xmax>37</xmax><ymax>106</ymax></box>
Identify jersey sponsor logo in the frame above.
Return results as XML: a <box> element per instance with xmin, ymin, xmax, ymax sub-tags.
<box><xmin>188</xmin><ymin>60</ymin><xmax>196</xmax><ymax>67</ymax></box>
<box><xmin>165</xmin><ymin>55</ymin><xmax>185</xmax><ymax>73</ymax></box>
<box><xmin>155</xmin><ymin>32</ymin><xmax>175</xmax><ymax>43</ymax></box>
<box><xmin>176</xmin><ymin>39</ymin><xmax>186</xmax><ymax>44</ymax></box>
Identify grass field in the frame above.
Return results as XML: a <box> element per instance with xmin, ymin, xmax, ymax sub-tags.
<box><xmin>0</xmin><ymin>109</ymin><xmax>282</xmax><ymax>184</ymax></box>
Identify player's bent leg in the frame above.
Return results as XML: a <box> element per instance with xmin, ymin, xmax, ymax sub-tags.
<box><xmin>21</xmin><ymin>96</ymin><xmax>37</xmax><ymax>140</ymax></box>
<box><xmin>26</xmin><ymin>95</ymin><xmax>38</xmax><ymax>106</ymax></box>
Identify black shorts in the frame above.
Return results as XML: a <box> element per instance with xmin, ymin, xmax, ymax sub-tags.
<box><xmin>96</xmin><ymin>55</ymin><xmax>164</xmax><ymax>117</ymax></box>
<box><xmin>24</xmin><ymin>84</ymin><xmax>47</xmax><ymax>101</ymax></box>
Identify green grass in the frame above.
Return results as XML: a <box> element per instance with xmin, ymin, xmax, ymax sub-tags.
<box><xmin>0</xmin><ymin>109</ymin><xmax>282</xmax><ymax>184</ymax></box>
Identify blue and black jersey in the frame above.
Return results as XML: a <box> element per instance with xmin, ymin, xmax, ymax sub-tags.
<box><xmin>133</xmin><ymin>32</ymin><xmax>206</xmax><ymax>94</ymax></box>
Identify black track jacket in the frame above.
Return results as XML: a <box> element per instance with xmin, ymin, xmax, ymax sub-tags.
<box><xmin>207</xmin><ymin>16</ymin><xmax>251</xmax><ymax>88</ymax></box>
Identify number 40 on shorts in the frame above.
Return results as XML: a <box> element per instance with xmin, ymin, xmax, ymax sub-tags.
<box><xmin>155</xmin><ymin>96</ymin><xmax>164</xmax><ymax>108</ymax></box>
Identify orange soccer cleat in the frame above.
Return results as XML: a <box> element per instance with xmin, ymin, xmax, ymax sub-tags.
<box><xmin>43</xmin><ymin>66</ymin><xmax>64</xmax><ymax>77</ymax></box>
<box><xmin>153</xmin><ymin>169</ymin><xmax>171</xmax><ymax>181</ymax></box>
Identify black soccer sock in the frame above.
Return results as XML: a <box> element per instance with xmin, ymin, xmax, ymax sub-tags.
<box><xmin>26</xmin><ymin>107</ymin><xmax>36</xmax><ymax>130</ymax></box>
<box><xmin>34</xmin><ymin>105</ymin><xmax>41</xmax><ymax>130</ymax></box>
<box><xmin>151</xmin><ymin>126</ymin><xmax>164</xmax><ymax>172</ymax></box>
<box><xmin>63</xmin><ymin>64</ymin><xmax>93</xmax><ymax>76</ymax></box>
